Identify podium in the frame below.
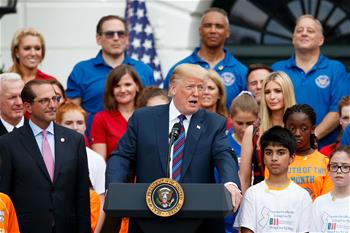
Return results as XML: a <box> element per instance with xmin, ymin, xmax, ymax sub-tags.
<box><xmin>103</xmin><ymin>183</ymin><xmax>233</xmax><ymax>233</ymax></box>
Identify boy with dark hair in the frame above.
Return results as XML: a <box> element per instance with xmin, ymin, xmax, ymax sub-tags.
<box><xmin>234</xmin><ymin>126</ymin><xmax>312</xmax><ymax>232</ymax></box>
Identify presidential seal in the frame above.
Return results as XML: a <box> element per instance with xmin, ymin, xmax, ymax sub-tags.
<box><xmin>146</xmin><ymin>178</ymin><xmax>184</xmax><ymax>217</ymax></box>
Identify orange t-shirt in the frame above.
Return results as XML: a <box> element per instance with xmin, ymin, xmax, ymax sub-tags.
<box><xmin>265</xmin><ymin>150</ymin><xmax>333</xmax><ymax>201</ymax></box>
<box><xmin>0</xmin><ymin>193</ymin><xmax>20</xmax><ymax>233</ymax></box>
<box><xmin>90</xmin><ymin>189</ymin><xmax>101</xmax><ymax>232</ymax></box>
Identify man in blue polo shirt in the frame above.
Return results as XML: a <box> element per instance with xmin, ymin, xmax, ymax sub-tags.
<box><xmin>272</xmin><ymin>14</ymin><xmax>350</xmax><ymax>149</ymax></box>
<box><xmin>163</xmin><ymin>7</ymin><xmax>247</xmax><ymax>109</ymax></box>
<box><xmin>66</xmin><ymin>15</ymin><xmax>155</xmax><ymax>137</ymax></box>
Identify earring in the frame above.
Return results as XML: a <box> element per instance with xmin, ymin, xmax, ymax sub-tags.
<box><xmin>16</xmin><ymin>54</ymin><xmax>19</xmax><ymax>58</ymax></box>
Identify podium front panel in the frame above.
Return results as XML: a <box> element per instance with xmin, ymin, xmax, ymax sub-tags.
<box><xmin>104</xmin><ymin>183</ymin><xmax>233</xmax><ymax>218</ymax></box>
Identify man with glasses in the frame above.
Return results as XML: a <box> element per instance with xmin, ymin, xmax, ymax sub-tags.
<box><xmin>0</xmin><ymin>79</ymin><xmax>91</xmax><ymax>233</ymax></box>
<box><xmin>0</xmin><ymin>73</ymin><xmax>25</xmax><ymax>136</ymax></box>
<box><xmin>66</xmin><ymin>15</ymin><xmax>155</xmax><ymax>136</ymax></box>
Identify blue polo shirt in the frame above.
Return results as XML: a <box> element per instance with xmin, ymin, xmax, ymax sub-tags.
<box><xmin>163</xmin><ymin>47</ymin><xmax>247</xmax><ymax>109</ymax></box>
<box><xmin>66</xmin><ymin>50</ymin><xmax>155</xmax><ymax>137</ymax></box>
<box><xmin>340</xmin><ymin>125</ymin><xmax>350</xmax><ymax>146</ymax></box>
<box><xmin>272</xmin><ymin>54</ymin><xmax>350</xmax><ymax>148</ymax></box>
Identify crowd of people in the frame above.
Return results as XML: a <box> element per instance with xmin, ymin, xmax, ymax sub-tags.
<box><xmin>0</xmin><ymin>6</ymin><xmax>349</xmax><ymax>233</ymax></box>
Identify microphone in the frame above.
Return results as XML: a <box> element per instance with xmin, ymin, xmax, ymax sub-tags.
<box><xmin>169</xmin><ymin>122</ymin><xmax>181</xmax><ymax>143</ymax></box>
<box><xmin>167</xmin><ymin>122</ymin><xmax>181</xmax><ymax>178</ymax></box>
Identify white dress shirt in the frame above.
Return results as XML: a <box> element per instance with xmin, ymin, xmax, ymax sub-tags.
<box><xmin>0</xmin><ymin>116</ymin><xmax>24</xmax><ymax>132</ymax></box>
<box><xmin>168</xmin><ymin>101</ymin><xmax>239</xmax><ymax>190</ymax></box>
<box><xmin>168</xmin><ymin>100</ymin><xmax>192</xmax><ymax>179</ymax></box>
<box><xmin>29</xmin><ymin>120</ymin><xmax>55</xmax><ymax>162</ymax></box>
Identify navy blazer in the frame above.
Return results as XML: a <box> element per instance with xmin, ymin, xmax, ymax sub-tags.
<box><xmin>0</xmin><ymin>120</ymin><xmax>9</xmax><ymax>137</ymax></box>
<box><xmin>0</xmin><ymin>123</ymin><xmax>91</xmax><ymax>233</ymax></box>
<box><xmin>106</xmin><ymin>104</ymin><xmax>240</xmax><ymax>186</ymax></box>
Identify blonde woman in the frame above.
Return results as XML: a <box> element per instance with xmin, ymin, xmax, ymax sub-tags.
<box><xmin>9</xmin><ymin>27</ymin><xmax>55</xmax><ymax>83</ymax></box>
<box><xmin>240</xmin><ymin>71</ymin><xmax>296</xmax><ymax>193</ymax></box>
<box><xmin>200</xmin><ymin>70</ymin><xmax>228</xmax><ymax>118</ymax></box>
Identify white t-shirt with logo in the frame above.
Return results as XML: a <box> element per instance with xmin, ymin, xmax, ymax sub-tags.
<box><xmin>234</xmin><ymin>180</ymin><xmax>312</xmax><ymax>232</ymax></box>
<box><xmin>312</xmin><ymin>193</ymin><xmax>350</xmax><ymax>233</ymax></box>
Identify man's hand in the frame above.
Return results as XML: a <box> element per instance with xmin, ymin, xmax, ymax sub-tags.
<box><xmin>225</xmin><ymin>183</ymin><xmax>242</xmax><ymax>212</ymax></box>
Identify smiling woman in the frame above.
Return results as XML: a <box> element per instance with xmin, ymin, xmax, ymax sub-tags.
<box><xmin>9</xmin><ymin>28</ymin><xmax>56</xmax><ymax>83</ymax></box>
<box><xmin>90</xmin><ymin>64</ymin><xmax>143</xmax><ymax>160</ymax></box>
<box><xmin>200</xmin><ymin>70</ymin><xmax>227</xmax><ymax>118</ymax></box>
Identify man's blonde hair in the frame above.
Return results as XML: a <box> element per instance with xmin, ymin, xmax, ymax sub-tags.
<box><xmin>169</xmin><ymin>64</ymin><xmax>209</xmax><ymax>87</ymax></box>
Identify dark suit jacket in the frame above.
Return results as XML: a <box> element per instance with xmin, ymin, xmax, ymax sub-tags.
<box><xmin>106</xmin><ymin>105</ymin><xmax>240</xmax><ymax>233</ymax></box>
<box><xmin>0</xmin><ymin>123</ymin><xmax>91</xmax><ymax>233</ymax></box>
<box><xmin>0</xmin><ymin>119</ymin><xmax>29</xmax><ymax>137</ymax></box>
<box><xmin>0</xmin><ymin>120</ymin><xmax>9</xmax><ymax>137</ymax></box>
<box><xmin>106</xmin><ymin>104</ymin><xmax>240</xmax><ymax>185</ymax></box>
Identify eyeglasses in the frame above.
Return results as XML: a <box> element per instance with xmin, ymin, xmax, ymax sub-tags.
<box><xmin>328</xmin><ymin>163</ymin><xmax>350</xmax><ymax>173</ymax></box>
<box><xmin>33</xmin><ymin>96</ymin><xmax>61</xmax><ymax>106</ymax></box>
<box><xmin>101</xmin><ymin>30</ymin><xmax>127</xmax><ymax>39</ymax></box>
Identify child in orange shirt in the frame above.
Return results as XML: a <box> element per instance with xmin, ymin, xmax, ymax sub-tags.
<box><xmin>283</xmin><ymin>104</ymin><xmax>333</xmax><ymax>200</ymax></box>
<box><xmin>266</xmin><ymin>104</ymin><xmax>333</xmax><ymax>200</ymax></box>
<box><xmin>0</xmin><ymin>192</ymin><xmax>20</xmax><ymax>233</ymax></box>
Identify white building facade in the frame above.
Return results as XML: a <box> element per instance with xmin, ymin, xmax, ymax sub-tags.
<box><xmin>0</xmin><ymin>0</ymin><xmax>213</xmax><ymax>86</ymax></box>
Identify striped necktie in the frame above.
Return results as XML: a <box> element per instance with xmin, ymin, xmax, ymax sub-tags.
<box><xmin>172</xmin><ymin>114</ymin><xmax>186</xmax><ymax>181</ymax></box>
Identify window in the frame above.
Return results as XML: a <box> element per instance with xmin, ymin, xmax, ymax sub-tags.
<box><xmin>214</xmin><ymin>0</ymin><xmax>350</xmax><ymax>45</ymax></box>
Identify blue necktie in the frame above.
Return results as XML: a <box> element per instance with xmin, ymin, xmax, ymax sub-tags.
<box><xmin>172</xmin><ymin>114</ymin><xmax>186</xmax><ymax>181</ymax></box>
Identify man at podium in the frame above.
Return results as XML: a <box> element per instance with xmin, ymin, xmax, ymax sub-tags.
<box><xmin>106</xmin><ymin>63</ymin><xmax>241</xmax><ymax>233</ymax></box>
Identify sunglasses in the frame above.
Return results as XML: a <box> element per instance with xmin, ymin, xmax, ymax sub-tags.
<box><xmin>101</xmin><ymin>30</ymin><xmax>127</xmax><ymax>39</ymax></box>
